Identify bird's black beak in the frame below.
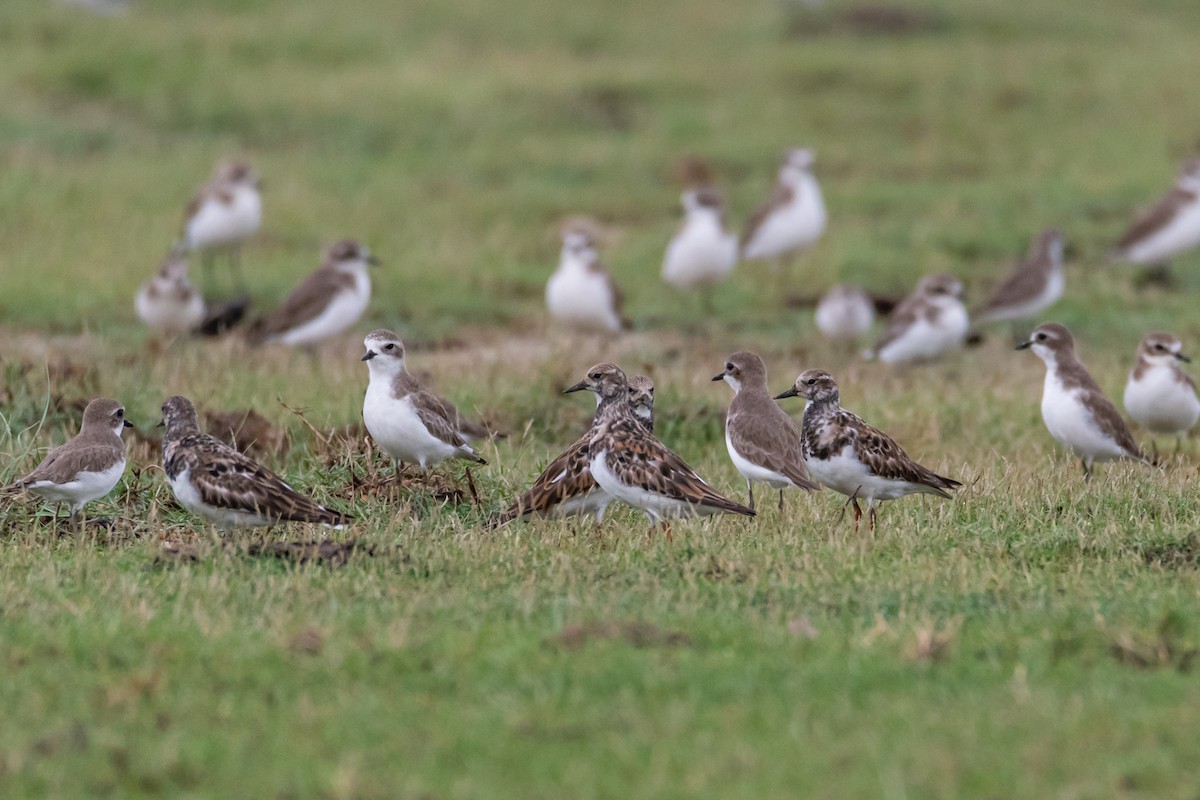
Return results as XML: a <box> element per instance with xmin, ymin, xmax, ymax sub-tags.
<box><xmin>367</xmin><ymin>255</ymin><xmax>380</xmax><ymax>266</ymax></box>
<box><xmin>711</xmin><ymin>372</ymin><xmax>726</xmax><ymax>382</ymax></box>
<box><xmin>156</xmin><ymin>418</ymin><xmax>166</xmax><ymax>428</ymax></box>
<box><xmin>123</xmin><ymin>419</ymin><xmax>135</xmax><ymax>429</ymax></box>
<box><xmin>774</xmin><ymin>387</ymin><xmax>800</xmax><ymax>400</ymax></box>
<box><xmin>1015</xmin><ymin>341</ymin><xmax>1032</xmax><ymax>350</ymax></box>
<box><xmin>1176</xmin><ymin>352</ymin><xmax>1191</xmax><ymax>363</ymax></box>
<box><xmin>361</xmin><ymin>350</ymin><xmax>376</xmax><ymax>361</ymax></box>
<box><xmin>563</xmin><ymin>380</ymin><xmax>588</xmax><ymax>394</ymax></box>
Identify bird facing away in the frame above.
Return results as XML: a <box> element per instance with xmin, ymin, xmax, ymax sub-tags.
<box><xmin>360</xmin><ymin>329</ymin><xmax>487</xmax><ymax>473</ymax></box>
<box><xmin>1017</xmin><ymin>323</ymin><xmax>1148</xmax><ymax>477</ymax></box>
<box><xmin>7</xmin><ymin>398</ymin><xmax>133</xmax><ymax>525</ymax></box>
<box><xmin>1123</xmin><ymin>332</ymin><xmax>1199</xmax><ymax>447</ymax></box>
<box><xmin>628</xmin><ymin>374</ymin><xmax>655</xmax><ymax>433</ymax></box>
<box><xmin>972</xmin><ymin>229</ymin><xmax>1065</xmax><ymax>325</ymax></box>
<box><xmin>489</xmin><ymin>374</ymin><xmax>654</xmax><ymax>528</ymax></box>
<box><xmin>248</xmin><ymin>240</ymin><xmax>376</xmax><ymax>347</ymax></box>
<box><xmin>160</xmin><ymin>395</ymin><xmax>351</xmax><ymax>529</ymax></box>
<box><xmin>571</xmin><ymin>363</ymin><xmax>754</xmax><ymax>538</ymax></box>
<box><xmin>1113</xmin><ymin>158</ymin><xmax>1200</xmax><ymax>267</ymax></box>
<box><xmin>714</xmin><ymin>351</ymin><xmax>820</xmax><ymax>511</ymax></box>
<box><xmin>741</xmin><ymin>147</ymin><xmax>827</xmax><ymax>266</ymax></box>
<box><xmin>135</xmin><ymin>254</ymin><xmax>206</xmax><ymax>336</ymax></box>
<box><xmin>869</xmin><ymin>273</ymin><xmax>969</xmax><ymax>364</ymax></box>
<box><xmin>775</xmin><ymin>370</ymin><xmax>960</xmax><ymax>531</ymax></box>
<box><xmin>180</xmin><ymin>160</ymin><xmax>263</xmax><ymax>290</ymax></box>
<box><xmin>662</xmin><ymin>185</ymin><xmax>738</xmax><ymax>294</ymax></box>
<box><xmin>815</xmin><ymin>284</ymin><xmax>876</xmax><ymax>344</ymax></box>
<box><xmin>545</xmin><ymin>218</ymin><xmax>628</xmax><ymax>333</ymax></box>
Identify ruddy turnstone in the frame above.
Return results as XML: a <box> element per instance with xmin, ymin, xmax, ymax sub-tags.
<box><xmin>714</xmin><ymin>352</ymin><xmax>819</xmax><ymax>511</ymax></box>
<box><xmin>1017</xmin><ymin>323</ymin><xmax>1148</xmax><ymax>477</ymax></box>
<box><xmin>180</xmin><ymin>160</ymin><xmax>262</xmax><ymax>289</ymax></box>
<box><xmin>775</xmin><ymin>370</ymin><xmax>960</xmax><ymax>530</ymax></box>
<box><xmin>1123</xmin><ymin>332</ymin><xmax>1199</xmax><ymax>450</ymax></box>
<box><xmin>360</xmin><ymin>329</ymin><xmax>488</xmax><ymax>473</ymax></box>
<box><xmin>741</xmin><ymin>148</ymin><xmax>827</xmax><ymax>270</ymax></box>
<box><xmin>628</xmin><ymin>374</ymin><xmax>655</xmax><ymax>432</ymax></box>
<box><xmin>489</xmin><ymin>374</ymin><xmax>654</xmax><ymax>528</ymax></box>
<box><xmin>248</xmin><ymin>240</ymin><xmax>376</xmax><ymax>347</ymax></box>
<box><xmin>1113</xmin><ymin>158</ymin><xmax>1200</xmax><ymax>271</ymax></box>
<box><xmin>571</xmin><ymin>363</ymin><xmax>754</xmax><ymax>537</ymax></box>
<box><xmin>662</xmin><ymin>185</ymin><xmax>738</xmax><ymax>300</ymax></box>
<box><xmin>135</xmin><ymin>254</ymin><xmax>206</xmax><ymax>336</ymax></box>
<box><xmin>6</xmin><ymin>398</ymin><xmax>132</xmax><ymax>526</ymax></box>
<box><xmin>815</xmin><ymin>284</ymin><xmax>876</xmax><ymax>344</ymax></box>
<box><xmin>546</xmin><ymin>218</ymin><xmax>628</xmax><ymax>333</ymax></box>
<box><xmin>160</xmin><ymin>396</ymin><xmax>350</xmax><ymax>529</ymax></box>
<box><xmin>972</xmin><ymin>229</ymin><xmax>1065</xmax><ymax>326</ymax></box>
<box><xmin>868</xmin><ymin>274</ymin><xmax>969</xmax><ymax>364</ymax></box>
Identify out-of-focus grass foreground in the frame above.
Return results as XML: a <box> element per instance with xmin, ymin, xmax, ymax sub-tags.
<box><xmin>2</xmin><ymin>0</ymin><xmax>1200</xmax><ymax>797</ymax></box>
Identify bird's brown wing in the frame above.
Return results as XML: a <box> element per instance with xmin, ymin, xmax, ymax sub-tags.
<box><xmin>409</xmin><ymin>390</ymin><xmax>487</xmax><ymax>464</ymax></box>
<box><xmin>491</xmin><ymin>436</ymin><xmax>597</xmax><ymax>526</ymax></box>
<box><xmin>740</xmin><ymin>183</ymin><xmax>794</xmax><ymax>249</ymax></box>
<box><xmin>1116</xmin><ymin>186</ymin><xmax>1198</xmax><ymax>251</ymax></box>
<box><xmin>871</xmin><ymin>294</ymin><xmax>924</xmax><ymax>354</ymax></box>
<box><xmin>16</xmin><ymin>442</ymin><xmax>124</xmax><ymax>487</ymax></box>
<box><xmin>728</xmin><ymin>406</ymin><xmax>820</xmax><ymax>491</ymax></box>
<box><xmin>248</xmin><ymin>268</ymin><xmax>355</xmax><ymax>342</ymax></box>
<box><xmin>845</xmin><ymin>412</ymin><xmax>960</xmax><ymax>495</ymax></box>
<box><xmin>1081</xmin><ymin>393</ymin><xmax>1146</xmax><ymax>461</ymax></box>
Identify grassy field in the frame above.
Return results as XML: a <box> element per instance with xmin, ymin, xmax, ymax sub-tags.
<box><xmin>3</xmin><ymin>0</ymin><xmax>1200</xmax><ymax>796</ymax></box>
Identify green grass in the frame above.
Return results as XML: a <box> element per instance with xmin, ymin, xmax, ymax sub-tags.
<box><xmin>3</xmin><ymin>0</ymin><xmax>1200</xmax><ymax>796</ymax></box>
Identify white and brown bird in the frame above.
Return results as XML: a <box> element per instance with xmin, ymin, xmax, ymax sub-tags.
<box><xmin>714</xmin><ymin>352</ymin><xmax>820</xmax><ymax>511</ymax></box>
<box><xmin>160</xmin><ymin>395</ymin><xmax>350</xmax><ymax>529</ymax></box>
<box><xmin>775</xmin><ymin>370</ymin><xmax>960</xmax><ymax>530</ymax></box>
<box><xmin>135</xmin><ymin>254</ymin><xmax>206</xmax><ymax>336</ymax></box>
<box><xmin>248</xmin><ymin>240</ymin><xmax>376</xmax><ymax>347</ymax></box>
<box><xmin>1017</xmin><ymin>323</ymin><xmax>1148</xmax><ymax>477</ymax></box>
<box><xmin>741</xmin><ymin>148</ymin><xmax>827</xmax><ymax>272</ymax></box>
<box><xmin>662</xmin><ymin>185</ymin><xmax>738</xmax><ymax>300</ymax></box>
<box><xmin>180</xmin><ymin>160</ymin><xmax>263</xmax><ymax>289</ymax></box>
<box><xmin>1123</xmin><ymin>332</ymin><xmax>1200</xmax><ymax>450</ymax></box>
<box><xmin>570</xmin><ymin>363</ymin><xmax>754</xmax><ymax>538</ymax></box>
<box><xmin>546</xmin><ymin>218</ymin><xmax>628</xmax><ymax>333</ymax></box>
<box><xmin>868</xmin><ymin>274</ymin><xmax>969</xmax><ymax>364</ymax></box>
<box><xmin>489</xmin><ymin>374</ymin><xmax>653</xmax><ymax>528</ymax></box>
<box><xmin>815</xmin><ymin>284</ymin><xmax>876</xmax><ymax>344</ymax></box>
<box><xmin>360</xmin><ymin>329</ymin><xmax>488</xmax><ymax>475</ymax></box>
<box><xmin>6</xmin><ymin>398</ymin><xmax>133</xmax><ymax>526</ymax></box>
<box><xmin>1112</xmin><ymin>158</ymin><xmax>1200</xmax><ymax>270</ymax></box>
<box><xmin>972</xmin><ymin>229</ymin><xmax>1065</xmax><ymax>326</ymax></box>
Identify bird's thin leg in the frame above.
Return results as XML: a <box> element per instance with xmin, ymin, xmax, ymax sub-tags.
<box><xmin>1151</xmin><ymin>439</ymin><xmax>1160</xmax><ymax>463</ymax></box>
<box><xmin>1081</xmin><ymin>458</ymin><xmax>1092</xmax><ymax>480</ymax></box>
<box><xmin>662</xmin><ymin>520</ymin><xmax>673</xmax><ymax>544</ymax></box>
<box><xmin>746</xmin><ymin>480</ymin><xmax>755</xmax><ymax>512</ymax></box>
<box><xmin>868</xmin><ymin>505</ymin><xmax>877</xmax><ymax>532</ymax></box>
<box><xmin>1176</xmin><ymin>435</ymin><xmax>1184</xmax><ymax>455</ymax></box>
<box><xmin>852</xmin><ymin>499</ymin><xmax>862</xmax><ymax>533</ymax></box>
<box><xmin>778</xmin><ymin>489</ymin><xmax>784</xmax><ymax>512</ymax></box>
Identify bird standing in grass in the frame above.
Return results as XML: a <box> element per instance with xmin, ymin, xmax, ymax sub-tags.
<box><xmin>180</xmin><ymin>160</ymin><xmax>262</xmax><ymax>292</ymax></box>
<box><xmin>1123</xmin><ymin>332</ymin><xmax>1199</xmax><ymax>454</ymax></box>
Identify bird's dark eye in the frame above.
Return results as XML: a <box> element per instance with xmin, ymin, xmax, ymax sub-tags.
<box><xmin>116</xmin><ymin>409</ymin><xmax>124</xmax><ymax>417</ymax></box>
<box><xmin>1155</xmin><ymin>344</ymin><xmax>1166</xmax><ymax>350</ymax></box>
<box><xmin>589</xmin><ymin>372</ymin><xmax>600</xmax><ymax>380</ymax></box>
<box><xmin>806</xmin><ymin>378</ymin><xmax>816</xmax><ymax>386</ymax></box>
<box><xmin>1036</xmin><ymin>333</ymin><xmax>1047</xmax><ymax>341</ymax></box>
<box><xmin>725</xmin><ymin>363</ymin><xmax>734</xmax><ymax>371</ymax></box>
<box><xmin>384</xmin><ymin>343</ymin><xmax>394</xmax><ymax>351</ymax></box>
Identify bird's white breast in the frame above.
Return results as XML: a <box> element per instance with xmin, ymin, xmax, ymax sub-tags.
<box><xmin>1124</xmin><ymin>366</ymin><xmax>1200</xmax><ymax>434</ymax></box>
<box><xmin>135</xmin><ymin>282</ymin><xmax>206</xmax><ymax>334</ymax></box>
<box><xmin>725</xmin><ymin>427</ymin><xmax>791</xmax><ymax>488</ymax></box>
<box><xmin>742</xmin><ymin>175</ymin><xmax>827</xmax><ymax>260</ymax></box>
<box><xmin>1040</xmin><ymin>373</ymin><xmax>1129</xmax><ymax>461</ymax></box>
<box><xmin>662</xmin><ymin>212</ymin><xmax>737</xmax><ymax>288</ymax></box>
<box><xmin>815</xmin><ymin>292</ymin><xmax>875</xmax><ymax>342</ymax></box>
<box><xmin>28</xmin><ymin>458</ymin><xmax>126</xmax><ymax>507</ymax></box>
<box><xmin>186</xmin><ymin>186</ymin><xmax>262</xmax><ymax>250</ymax></box>
<box><xmin>363</xmin><ymin>382</ymin><xmax>459</xmax><ymax>468</ymax></box>
<box><xmin>1123</xmin><ymin>199</ymin><xmax>1200</xmax><ymax>264</ymax></box>
<box><xmin>546</xmin><ymin>263</ymin><xmax>621</xmax><ymax>332</ymax></box>
<box><xmin>878</xmin><ymin>300</ymin><xmax>969</xmax><ymax>363</ymax></box>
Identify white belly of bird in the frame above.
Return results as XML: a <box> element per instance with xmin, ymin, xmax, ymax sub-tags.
<box><xmin>662</xmin><ymin>218</ymin><xmax>737</xmax><ymax>288</ymax></box>
<box><xmin>27</xmin><ymin>459</ymin><xmax>126</xmax><ymax>511</ymax></box>
<box><xmin>135</xmin><ymin>285</ymin><xmax>206</xmax><ymax>334</ymax></box>
<box><xmin>725</xmin><ymin>428</ymin><xmax>792</xmax><ymax>489</ymax></box>
<box><xmin>185</xmin><ymin>187</ymin><xmax>262</xmax><ymax>250</ymax></box>
<box><xmin>1041</xmin><ymin>375</ymin><xmax>1130</xmax><ymax>462</ymax></box>
<box><xmin>742</xmin><ymin>178</ymin><xmax>827</xmax><ymax>260</ymax></box>
<box><xmin>1124</xmin><ymin>367</ymin><xmax>1200</xmax><ymax>434</ymax></box>
<box><xmin>805</xmin><ymin>445</ymin><xmax>923</xmax><ymax>505</ymax></box>
<box><xmin>815</xmin><ymin>293</ymin><xmax>874</xmax><ymax>341</ymax></box>
<box><xmin>273</xmin><ymin>272</ymin><xmax>371</xmax><ymax>346</ymax></box>
<box><xmin>363</xmin><ymin>385</ymin><xmax>462</xmax><ymax>469</ymax></box>
<box><xmin>589</xmin><ymin>449</ymin><xmax>718</xmax><ymax>522</ymax></box>
<box><xmin>878</xmin><ymin>302</ymin><xmax>969</xmax><ymax>363</ymax></box>
<box><xmin>1123</xmin><ymin>200</ymin><xmax>1200</xmax><ymax>264</ymax></box>
<box><xmin>169</xmin><ymin>467</ymin><xmax>271</xmax><ymax>527</ymax></box>
<box><xmin>545</xmin><ymin>269</ymin><xmax>621</xmax><ymax>332</ymax></box>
